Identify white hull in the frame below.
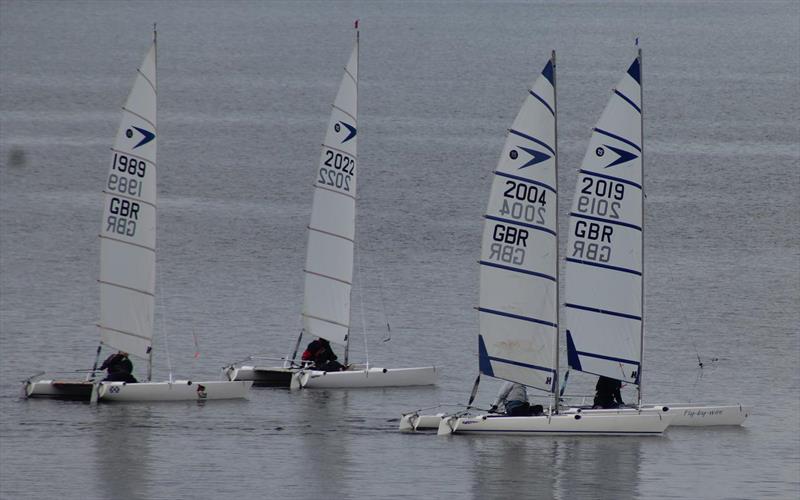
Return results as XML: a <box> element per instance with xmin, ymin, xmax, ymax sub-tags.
<box><xmin>25</xmin><ymin>379</ymin><xmax>94</xmax><ymax>400</ymax></box>
<box><xmin>98</xmin><ymin>380</ymin><xmax>252</xmax><ymax>401</ymax></box>
<box><xmin>566</xmin><ymin>403</ymin><xmax>750</xmax><ymax>427</ymax></box>
<box><xmin>438</xmin><ymin>412</ymin><xmax>671</xmax><ymax>436</ymax></box>
<box><xmin>292</xmin><ymin>366</ymin><xmax>437</xmax><ymax>389</ymax></box>
<box><xmin>399</xmin><ymin>412</ymin><xmax>447</xmax><ymax>432</ymax></box>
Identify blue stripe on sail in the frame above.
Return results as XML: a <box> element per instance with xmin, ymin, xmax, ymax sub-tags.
<box><xmin>479</xmin><ymin>260</ymin><xmax>557</xmax><ymax>282</ymax></box>
<box><xmin>627</xmin><ymin>58</ymin><xmax>641</xmax><ymax>84</ymax></box>
<box><xmin>566</xmin><ymin>330</ymin><xmax>583</xmax><ymax>371</ymax></box>
<box><xmin>593</xmin><ymin>128</ymin><xmax>642</xmax><ymax>152</ymax></box>
<box><xmin>485</xmin><ymin>215</ymin><xmax>556</xmax><ymax>237</ymax></box>
<box><xmin>575</xmin><ymin>349</ymin><xmax>640</xmax><ymax>368</ymax></box>
<box><xmin>565</xmin><ymin>303</ymin><xmax>642</xmax><ymax>321</ymax></box>
<box><xmin>493</xmin><ymin>171</ymin><xmax>556</xmax><ymax>194</ymax></box>
<box><xmin>478</xmin><ymin>335</ymin><xmax>495</xmax><ymax>377</ymax></box>
<box><xmin>508</xmin><ymin>129</ymin><xmax>556</xmax><ymax>156</ymax></box>
<box><xmin>565</xmin><ymin>257</ymin><xmax>641</xmax><ymax>276</ymax></box>
<box><xmin>487</xmin><ymin>355</ymin><xmax>556</xmax><ymax>375</ymax></box>
<box><xmin>579</xmin><ymin>169</ymin><xmax>642</xmax><ymax>190</ymax></box>
<box><xmin>478</xmin><ymin>307</ymin><xmax>558</xmax><ymax>328</ymax></box>
<box><xmin>569</xmin><ymin>212</ymin><xmax>642</xmax><ymax>231</ymax></box>
<box><xmin>529</xmin><ymin>90</ymin><xmax>555</xmax><ymax>116</ymax></box>
<box><xmin>614</xmin><ymin>90</ymin><xmax>641</xmax><ymax>113</ymax></box>
<box><xmin>542</xmin><ymin>59</ymin><xmax>554</xmax><ymax>85</ymax></box>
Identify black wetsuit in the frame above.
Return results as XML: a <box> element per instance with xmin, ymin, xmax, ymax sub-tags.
<box><xmin>100</xmin><ymin>353</ymin><xmax>138</xmax><ymax>383</ymax></box>
<box><xmin>301</xmin><ymin>340</ymin><xmax>345</xmax><ymax>372</ymax></box>
<box><xmin>594</xmin><ymin>376</ymin><xmax>624</xmax><ymax>408</ymax></box>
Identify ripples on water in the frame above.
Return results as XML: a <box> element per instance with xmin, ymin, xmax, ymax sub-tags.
<box><xmin>1</xmin><ymin>1</ymin><xmax>798</xmax><ymax>499</ymax></box>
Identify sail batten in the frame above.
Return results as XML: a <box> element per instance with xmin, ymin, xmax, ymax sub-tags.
<box><xmin>98</xmin><ymin>40</ymin><xmax>157</xmax><ymax>360</ymax></box>
<box><xmin>478</xmin><ymin>56</ymin><xmax>558</xmax><ymax>393</ymax></box>
<box><xmin>565</xmin><ymin>53</ymin><xmax>644</xmax><ymax>384</ymax></box>
<box><xmin>302</xmin><ymin>39</ymin><xmax>358</xmax><ymax>347</ymax></box>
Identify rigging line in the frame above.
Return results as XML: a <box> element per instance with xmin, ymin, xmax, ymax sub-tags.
<box><xmin>158</xmin><ymin>266</ymin><xmax>173</xmax><ymax>383</ymax></box>
<box><xmin>355</xmin><ymin>236</ymin><xmax>369</xmax><ymax>368</ymax></box>
<box><xmin>363</xmin><ymin>250</ymin><xmax>392</xmax><ymax>342</ymax></box>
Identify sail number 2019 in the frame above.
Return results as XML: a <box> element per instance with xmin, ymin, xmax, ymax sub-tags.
<box><xmin>318</xmin><ymin>149</ymin><xmax>355</xmax><ymax>192</ymax></box>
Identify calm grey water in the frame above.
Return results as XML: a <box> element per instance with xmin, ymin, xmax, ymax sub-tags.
<box><xmin>1</xmin><ymin>1</ymin><xmax>798</xmax><ymax>499</ymax></box>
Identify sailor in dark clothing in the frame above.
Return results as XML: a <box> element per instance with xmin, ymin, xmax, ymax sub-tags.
<box><xmin>301</xmin><ymin>338</ymin><xmax>345</xmax><ymax>372</ymax></box>
<box><xmin>593</xmin><ymin>376</ymin><xmax>624</xmax><ymax>408</ymax></box>
<box><xmin>100</xmin><ymin>351</ymin><xmax>138</xmax><ymax>383</ymax></box>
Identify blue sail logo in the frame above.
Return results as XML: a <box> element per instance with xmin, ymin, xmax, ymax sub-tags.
<box><xmin>126</xmin><ymin>126</ymin><xmax>156</xmax><ymax>149</ymax></box>
<box><xmin>597</xmin><ymin>144</ymin><xmax>637</xmax><ymax>168</ymax></box>
<box><xmin>334</xmin><ymin>121</ymin><xmax>357</xmax><ymax>143</ymax></box>
<box><xmin>510</xmin><ymin>146</ymin><xmax>551</xmax><ymax>169</ymax></box>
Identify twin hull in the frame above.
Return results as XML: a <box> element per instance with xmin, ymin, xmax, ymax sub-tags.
<box><xmin>25</xmin><ymin>379</ymin><xmax>252</xmax><ymax>402</ymax></box>
<box><xmin>439</xmin><ymin>412</ymin><xmax>671</xmax><ymax>436</ymax></box>
<box><xmin>294</xmin><ymin>366</ymin><xmax>437</xmax><ymax>389</ymax></box>
<box><xmin>402</xmin><ymin>403</ymin><xmax>750</xmax><ymax>432</ymax></box>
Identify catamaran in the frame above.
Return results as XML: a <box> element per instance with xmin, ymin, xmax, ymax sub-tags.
<box><xmin>404</xmin><ymin>52</ymin><xmax>670</xmax><ymax>436</ymax></box>
<box><xmin>558</xmin><ymin>50</ymin><xmax>749</xmax><ymax>426</ymax></box>
<box><xmin>402</xmin><ymin>51</ymin><xmax>748</xmax><ymax>432</ymax></box>
<box><xmin>23</xmin><ymin>30</ymin><xmax>252</xmax><ymax>402</ymax></box>
<box><xmin>224</xmin><ymin>25</ymin><xmax>436</xmax><ymax>390</ymax></box>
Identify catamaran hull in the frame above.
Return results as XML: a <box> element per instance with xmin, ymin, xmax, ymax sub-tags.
<box><xmin>97</xmin><ymin>380</ymin><xmax>252</xmax><ymax>401</ymax></box>
<box><xmin>224</xmin><ymin>365</ymin><xmax>294</xmax><ymax>387</ymax></box>
<box><xmin>438</xmin><ymin>412</ymin><xmax>671</xmax><ymax>436</ymax></box>
<box><xmin>566</xmin><ymin>404</ymin><xmax>750</xmax><ymax>427</ymax></box>
<box><xmin>24</xmin><ymin>380</ymin><xmax>94</xmax><ymax>400</ymax></box>
<box><xmin>293</xmin><ymin>366</ymin><xmax>436</xmax><ymax>389</ymax></box>
<box><xmin>399</xmin><ymin>412</ymin><xmax>447</xmax><ymax>432</ymax></box>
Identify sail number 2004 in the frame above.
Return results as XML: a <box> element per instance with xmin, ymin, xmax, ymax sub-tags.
<box><xmin>318</xmin><ymin>150</ymin><xmax>355</xmax><ymax>192</ymax></box>
<box><xmin>500</xmin><ymin>180</ymin><xmax>547</xmax><ymax>225</ymax></box>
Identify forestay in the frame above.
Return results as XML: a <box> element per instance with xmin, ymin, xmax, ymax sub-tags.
<box><xmin>478</xmin><ymin>56</ymin><xmax>558</xmax><ymax>392</ymax></box>
<box><xmin>565</xmin><ymin>54</ymin><xmax>643</xmax><ymax>384</ymax></box>
<box><xmin>98</xmin><ymin>41</ymin><xmax>157</xmax><ymax>360</ymax></box>
<box><xmin>302</xmin><ymin>40</ymin><xmax>358</xmax><ymax>346</ymax></box>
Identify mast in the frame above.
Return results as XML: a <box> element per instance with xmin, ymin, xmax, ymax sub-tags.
<box><xmin>344</xmin><ymin>21</ymin><xmax>359</xmax><ymax>366</ymax></box>
<box><xmin>637</xmin><ymin>48</ymin><xmax>644</xmax><ymax>407</ymax></box>
<box><xmin>148</xmin><ymin>23</ymin><xmax>157</xmax><ymax>382</ymax></box>
<box><xmin>551</xmin><ymin>50</ymin><xmax>560</xmax><ymax>413</ymax></box>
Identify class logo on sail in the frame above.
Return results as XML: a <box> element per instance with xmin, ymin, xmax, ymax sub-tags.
<box><xmin>126</xmin><ymin>126</ymin><xmax>156</xmax><ymax>149</ymax></box>
<box><xmin>596</xmin><ymin>144</ymin><xmax>637</xmax><ymax>168</ymax></box>
<box><xmin>334</xmin><ymin>121</ymin><xmax>357</xmax><ymax>143</ymax></box>
<box><xmin>510</xmin><ymin>145</ymin><xmax>551</xmax><ymax>169</ymax></box>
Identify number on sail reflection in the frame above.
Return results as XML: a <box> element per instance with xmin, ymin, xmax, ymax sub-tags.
<box><xmin>108</xmin><ymin>173</ymin><xmax>143</xmax><ymax>197</ymax></box>
<box><xmin>488</xmin><ymin>243</ymin><xmax>525</xmax><ymax>265</ymax></box>
<box><xmin>500</xmin><ymin>199</ymin><xmax>546</xmax><ymax>224</ymax></box>
<box><xmin>318</xmin><ymin>167</ymin><xmax>351</xmax><ymax>191</ymax></box>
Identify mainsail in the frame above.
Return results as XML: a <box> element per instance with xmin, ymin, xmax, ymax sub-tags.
<box><xmin>565</xmin><ymin>52</ymin><xmax>643</xmax><ymax>385</ymax></box>
<box><xmin>98</xmin><ymin>40</ymin><xmax>157</xmax><ymax>360</ymax></box>
<box><xmin>302</xmin><ymin>37</ymin><xmax>359</xmax><ymax>346</ymax></box>
<box><xmin>478</xmin><ymin>54</ymin><xmax>558</xmax><ymax>393</ymax></box>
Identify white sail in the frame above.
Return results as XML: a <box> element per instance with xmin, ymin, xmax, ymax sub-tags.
<box><xmin>565</xmin><ymin>54</ymin><xmax>643</xmax><ymax>384</ymax></box>
<box><xmin>98</xmin><ymin>41</ymin><xmax>157</xmax><ymax>359</ymax></box>
<box><xmin>302</xmin><ymin>39</ymin><xmax>358</xmax><ymax>346</ymax></box>
<box><xmin>478</xmin><ymin>56</ymin><xmax>558</xmax><ymax>392</ymax></box>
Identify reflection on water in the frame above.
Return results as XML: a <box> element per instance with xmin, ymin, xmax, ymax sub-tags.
<box><xmin>298</xmin><ymin>390</ymin><xmax>353</xmax><ymax>496</ymax></box>
<box><xmin>93</xmin><ymin>406</ymin><xmax>151</xmax><ymax>500</ymax></box>
<box><xmin>468</xmin><ymin>437</ymin><xmax>641</xmax><ymax>499</ymax></box>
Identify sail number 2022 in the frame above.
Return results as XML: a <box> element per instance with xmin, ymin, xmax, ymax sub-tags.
<box><xmin>318</xmin><ymin>150</ymin><xmax>355</xmax><ymax>192</ymax></box>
